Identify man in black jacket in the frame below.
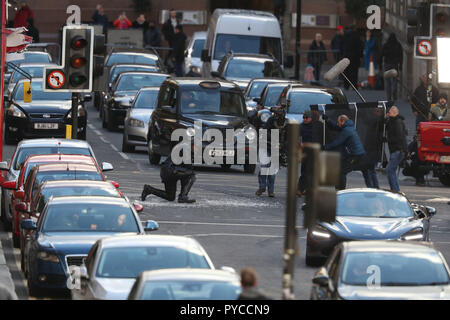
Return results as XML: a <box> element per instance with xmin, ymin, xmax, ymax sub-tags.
<box><xmin>162</xmin><ymin>9</ymin><xmax>179</xmax><ymax>48</ymax></box>
<box><xmin>171</xmin><ymin>25</ymin><xmax>187</xmax><ymax>77</ymax></box>
<box><xmin>380</xmin><ymin>33</ymin><xmax>403</xmax><ymax>102</ymax></box>
<box><xmin>307</xmin><ymin>33</ymin><xmax>327</xmax><ymax>82</ymax></box>
<box><xmin>297</xmin><ymin>110</ymin><xmax>313</xmax><ymax>197</ymax></box>
<box><xmin>342</xmin><ymin>25</ymin><xmax>362</xmax><ymax>90</ymax></box>
<box><xmin>144</xmin><ymin>20</ymin><xmax>162</xmax><ymax>48</ymax></box>
<box><xmin>385</xmin><ymin>106</ymin><xmax>408</xmax><ymax>192</ymax></box>
<box><xmin>92</xmin><ymin>4</ymin><xmax>109</xmax><ymax>34</ymax></box>
<box><xmin>141</xmin><ymin>155</ymin><xmax>196</xmax><ymax>203</ymax></box>
<box><xmin>411</xmin><ymin>74</ymin><xmax>439</xmax><ymax>130</ymax></box>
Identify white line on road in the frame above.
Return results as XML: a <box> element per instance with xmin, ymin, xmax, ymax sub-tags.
<box><xmin>92</xmin><ymin>129</ymin><xmax>102</xmax><ymax>136</ymax></box>
<box><xmin>157</xmin><ymin>220</ymin><xmax>305</xmax><ymax>229</ymax></box>
<box><xmin>110</xmin><ymin>144</ymin><xmax>119</xmax><ymax>152</ymax></box>
<box><xmin>99</xmin><ymin>136</ymin><xmax>110</xmax><ymax>144</ymax></box>
<box><xmin>118</xmin><ymin>152</ymin><xmax>130</xmax><ymax>160</ymax></box>
<box><xmin>185</xmin><ymin>233</ymin><xmax>307</xmax><ymax>239</ymax></box>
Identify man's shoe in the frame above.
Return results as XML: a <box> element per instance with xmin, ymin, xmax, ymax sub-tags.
<box><xmin>178</xmin><ymin>197</ymin><xmax>196</xmax><ymax>204</ymax></box>
<box><xmin>141</xmin><ymin>185</ymin><xmax>152</xmax><ymax>201</ymax></box>
<box><xmin>256</xmin><ymin>188</ymin><xmax>266</xmax><ymax>196</ymax></box>
<box><xmin>268</xmin><ymin>191</ymin><xmax>275</xmax><ymax>198</ymax></box>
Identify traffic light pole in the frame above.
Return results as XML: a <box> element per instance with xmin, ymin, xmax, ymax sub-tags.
<box><xmin>282</xmin><ymin>123</ymin><xmax>300</xmax><ymax>300</ymax></box>
<box><xmin>295</xmin><ymin>0</ymin><xmax>302</xmax><ymax>80</ymax></box>
<box><xmin>71</xmin><ymin>93</ymin><xmax>79</xmax><ymax>139</ymax></box>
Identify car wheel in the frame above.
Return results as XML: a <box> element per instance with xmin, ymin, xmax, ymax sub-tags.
<box><xmin>244</xmin><ymin>164</ymin><xmax>256</xmax><ymax>174</ymax></box>
<box><xmin>4</xmin><ymin>127</ymin><xmax>16</xmax><ymax>145</ymax></box>
<box><xmin>122</xmin><ymin>134</ymin><xmax>135</xmax><ymax>153</ymax></box>
<box><xmin>221</xmin><ymin>164</ymin><xmax>232</xmax><ymax>171</ymax></box>
<box><xmin>148</xmin><ymin>140</ymin><xmax>161</xmax><ymax>165</ymax></box>
<box><xmin>438</xmin><ymin>172</ymin><xmax>450</xmax><ymax>186</ymax></box>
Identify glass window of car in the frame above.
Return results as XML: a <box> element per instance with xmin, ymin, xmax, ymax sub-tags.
<box><xmin>139</xmin><ymin>280</ymin><xmax>240</xmax><ymax>300</ymax></box>
<box><xmin>34</xmin><ymin>169</ymin><xmax>103</xmax><ymax>187</ymax></box>
<box><xmin>13</xmin><ymin>147</ymin><xmax>92</xmax><ymax>170</ymax></box>
<box><xmin>214</xmin><ymin>34</ymin><xmax>282</xmax><ymax>62</ymax></box>
<box><xmin>42</xmin><ymin>202</ymin><xmax>139</xmax><ymax>232</ymax></box>
<box><xmin>8</xmin><ymin>53</ymin><xmax>51</xmax><ymax>67</ymax></box>
<box><xmin>11</xmin><ymin>66</ymin><xmax>45</xmax><ymax>82</ymax></box>
<box><xmin>96</xmin><ymin>246</ymin><xmax>211</xmax><ymax>279</ymax></box>
<box><xmin>263</xmin><ymin>85</ymin><xmax>287</xmax><ymax>107</ymax></box>
<box><xmin>341</xmin><ymin>251</ymin><xmax>450</xmax><ymax>286</ymax></box>
<box><xmin>287</xmin><ymin>90</ymin><xmax>346</xmax><ymax>115</ymax></box>
<box><xmin>109</xmin><ymin>66</ymin><xmax>157</xmax><ymax>84</ymax></box>
<box><xmin>115</xmin><ymin>74</ymin><xmax>168</xmax><ymax>92</ymax></box>
<box><xmin>134</xmin><ymin>90</ymin><xmax>159</xmax><ymax>109</ymax></box>
<box><xmin>225</xmin><ymin>59</ymin><xmax>283</xmax><ymax>79</ymax></box>
<box><xmin>336</xmin><ymin>192</ymin><xmax>414</xmax><ymax>218</ymax></box>
<box><xmin>191</xmin><ymin>39</ymin><xmax>205</xmax><ymax>58</ymax></box>
<box><xmin>180</xmin><ymin>88</ymin><xmax>245</xmax><ymax>117</ymax></box>
<box><xmin>14</xmin><ymin>81</ymin><xmax>72</xmax><ymax>101</ymax></box>
<box><xmin>106</xmin><ymin>53</ymin><xmax>158</xmax><ymax>67</ymax></box>
<box><xmin>85</xmin><ymin>243</ymin><xmax>99</xmax><ymax>276</ymax></box>
<box><xmin>247</xmin><ymin>81</ymin><xmax>269</xmax><ymax>99</ymax></box>
<box><xmin>38</xmin><ymin>185</ymin><xmax>119</xmax><ymax>208</ymax></box>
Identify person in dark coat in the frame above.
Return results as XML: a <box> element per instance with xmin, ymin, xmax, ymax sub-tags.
<box><xmin>25</xmin><ymin>18</ymin><xmax>39</xmax><ymax>43</ymax></box>
<box><xmin>144</xmin><ymin>21</ymin><xmax>162</xmax><ymax>48</ymax></box>
<box><xmin>331</xmin><ymin>26</ymin><xmax>344</xmax><ymax>62</ymax></box>
<box><xmin>132</xmin><ymin>14</ymin><xmax>148</xmax><ymax>33</ymax></box>
<box><xmin>297</xmin><ymin>110</ymin><xmax>313</xmax><ymax>197</ymax></box>
<box><xmin>237</xmin><ymin>268</ymin><xmax>271</xmax><ymax>300</ymax></box>
<box><xmin>342</xmin><ymin>25</ymin><xmax>362</xmax><ymax>90</ymax></box>
<box><xmin>380</xmin><ymin>33</ymin><xmax>403</xmax><ymax>102</ymax></box>
<box><xmin>385</xmin><ymin>106</ymin><xmax>408</xmax><ymax>192</ymax></box>
<box><xmin>92</xmin><ymin>4</ymin><xmax>109</xmax><ymax>34</ymax></box>
<box><xmin>411</xmin><ymin>74</ymin><xmax>439</xmax><ymax>130</ymax></box>
<box><xmin>171</xmin><ymin>25</ymin><xmax>187</xmax><ymax>77</ymax></box>
<box><xmin>307</xmin><ymin>33</ymin><xmax>327</xmax><ymax>82</ymax></box>
<box><xmin>14</xmin><ymin>0</ymin><xmax>34</xmax><ymax>28</ymax></box>
<box><xmin>323</xmin><ymin>114</ymin><xmax>366</xmax><ymax>190</ymax></box>
<box><xmin>162</xmin><ymin>9</ymin><xmax>179</xmax><ymax>48</ymax></box>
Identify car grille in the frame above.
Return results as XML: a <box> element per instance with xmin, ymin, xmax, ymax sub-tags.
<box><xmin>65</xmin><ymin>255</ymin><xmax>87</xmax><ymax>268</ymax></box>
<box><xmin>29</xmin><ymin>113</ymin><xmax>65</xmax><ymax>119</ymax></box>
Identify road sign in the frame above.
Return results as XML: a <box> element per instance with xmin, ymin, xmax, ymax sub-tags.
<box><xmin>47</xmin><ymin>70</ymin><xmax>66</xmax><ymax>89</ymax></box>
<box><xmin>418</xmin><ymin>40</ymin><xmax>432</xmax><ymax>55</ymax></box>
<box><xmin>414</xmin><ymin>36</ymin><xmax>436</xmax><ymax>59</ymax></box>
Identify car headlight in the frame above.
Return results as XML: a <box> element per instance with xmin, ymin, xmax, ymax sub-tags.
<box><xmin>401</xmin><ymin>227</ymin><xmax>424</xmax><ymax>241</ymax></box>
<box><xmin>186</xmin><ymin>127</ymin><xmax>196</xmax><ymax>137</ymax></box>
<box><xmin>130</xmin><ymin>118</ymin><xmax>144</xmax><ymax>128</ymax></box>
<box><xmin>7</xmin><ymin>106</ymin><xmax>26</xmax><ymax>118</ymax></box>
<box><xmin>37</xmin><ymin>251</ymin><xmax>60</xmax><ymax>263</ymax></box>
<box><xmin>310</xmin><ymin>225</ymin><xmax>332</xmax><ymax>239</ymax></box>
<box><xmin>259</xmin><ymin>111</ymin><xmax>271</xmax><ymax>123</ymax></box>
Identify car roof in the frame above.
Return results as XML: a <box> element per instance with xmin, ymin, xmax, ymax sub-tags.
<box><xmin>111</xmin><ymin>64</ymin><xmax>158</xmax><ymax>70</ymax></box>
<box><xmin>48</xmin><ymin>196</ymin><xmax>128</xmax><ymax>205</ymax></box>
<box><xmin>24</xmin><ymin>154</ymin><xmax>95</xmax><ymax>165</ymax></box>
<box><xmin>98</xmin><ymin>235</ymin><xmax>202</xmax><ymax>249</ymax></box>
<box><xmin>109</xmin><ymin>51</ymin><xmax>159</xmax><ymax>59</ymax></box>
<box><xmin>164</xmin><ymin>78</ymin><xmax>240</xmax><ymax>90</ymax></box>
<box><xmin>342</xmin><ymin>240</ymin><xmax>437</xmax><ymax>253</ymax></box>
<box><xmin>337</xmin><ymin>188</ymin><xmax>406</xmax><ymax>197</ymax></box>
<box><xmin>34</xmin><ymin>162</ymin><xmax>99</xmax><ymax>172</ymax></box>
<box><xmin>192</xmin><ymin>31</ymin><xmax>207</xmax><ymax>38</ymax></box>
<box><xmin>286</xmin><ymin>84</ymin><xmax>343</xmax><ymax>94</ymax></box>
<box><xmin>139</xmin><ymin>269</ymin><xmax>240</xmax><ymax>282</ymax></box>
<box><xmin>15</xmin><ymin>63</ymin><xmax>57</xmax><ymax>68</ymax></box>
<box><xmin>138</xmin><ymin>86</ymin><xmax>160</xmax><ymax>92</ymax></box>
<box><xmin>17</xmin><ymin>138</ymin><xmax>91</xmax><ymax>149</ymax></box>
<box><xmin>213</xmin><ymin>8</ymin><xmax>275</xmax><ymax>19</ymax></box>
<box><xmin>40</xmin><ymin>180</ymin><xmax>115</xmax><ymax>189</ymax></box>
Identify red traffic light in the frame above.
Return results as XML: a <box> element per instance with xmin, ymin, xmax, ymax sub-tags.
<box><xmin>71</xmin><ymin>55</ymin><xmax>87</xmax><ymax>68</ymax></box>
<box><xmin>71</xmin><ymin>36</ymin><xmax>87</xmax><ymax>50</ymax></box>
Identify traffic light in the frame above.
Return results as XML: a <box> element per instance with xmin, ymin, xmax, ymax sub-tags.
<box><xmin>431</xmin><ymin>4</ymin><xmax>450</xmax><ymax>37</ymax></box>
<box><xmin>43</xmin><ymin>25</ymin><xmax>94</xmax><ymax>92</ymax></box>
<box><xmin>302</xmin><ymin>143</ymin><xmax>340</xmax><ymax>229</ymax></box>
<box><xmin>407</xmin><ymin>2</ymin><xmax>430</xmax><ymax>43</ymax></box>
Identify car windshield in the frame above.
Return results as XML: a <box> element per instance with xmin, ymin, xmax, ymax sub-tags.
<box><xmin>35</xmin><ymin>169</ymin><xmax>103</xmax><ymax>186</ymax></box>
<box><xmin>14</xmin><ymin>147</ymin><xmax>92</xmax><ymax>171</ymax></box>
<box><xmin>14</xmin><ymin>82</ymin><xmax>71</xmax><ymax>101</ymax></box>
<box><xmin>116</xmin><ymin>74</ymin><xmax>167</xmax><ymax>92</ymax></box>
<box><xmin>96</xmin><ymin>247</ymin><xmax>211</xmax><ymax>279</ymax></box>
<box><xmin>214</xmin><ymin>34</ymin><xmax>282</xmax><ymax>62</ymax></box>
<box><xmin>8</xmin><ymin>53</ymin><xmax>51</xmax><ymax>67</ymax></box>
<box><xmin>134</xmin><ymin>90</ymin><xmax>158</xmax><ymax>109</ymax></box>
<box><xmin>287</xmin><ymin>90</ymin><xmax>345</xmax><ymax>114</ymax></box>
<box><xmin>180</xmin><ymin>89</ymin><xmax>245</xmax><ymax>117</ymax></box>
<box><xmin>336</xmin><ymin>192</ymin><xmax>414</xmax><ymax>218</ymax></box>
<box><xmin>110</xmin><ymin>66</ymin><xmax>158</xmax><ymax>84</ymax></box>
<box><xmin>139</xmin><ymin>280</ymin><xmax>241</xmax><ymax>300</ymax></box>
<box><xmin>341</xmin><ymin>251</ymin><xmax>450</xmax><ymax>286</ymax></box>
<box><xmin>263</xmin><ymin>85</ymin><xmax>286</xmax><ymax>107</ymax></box>
<box><xmin>12</xmin><ymin>66</ymin><xmax>44</xmax><ymax>82</ymax></box>
<box><xmin>42</xmin><ymin>202</ymin><xmax>139</xmax><ymax>233</ymax></box>
<box><xmin>225</xmin><ymin>59</ymin><xmax>283</xmax><ymax>79</ymax></box>
<box><xmin>247</xmin><ymin>81</ymin><xmax>270</xmax><ymax>99</ymax></box>
<box><xmin>40</xmin><ymin>186</ymin><xmax>119</xmax><ymax>206</ymax></box>
<box><xmin>192</xmin><ymin>39</ymin><xmax>205</xmax><ymax>58</ymax></box>
<box><xmin>106</xmin><ymin>54</ymin><xmax>157</xmax><ymax>67</ymax></box>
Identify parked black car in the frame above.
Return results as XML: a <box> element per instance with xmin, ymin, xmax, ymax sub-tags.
<box><xmin>147</xmin><ymin>78</ymin><xmax>257</xmax><ymax>173</ymax></box>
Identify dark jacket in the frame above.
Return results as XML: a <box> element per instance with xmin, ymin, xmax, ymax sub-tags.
<box><xmin>307</xmin><ymin>40</ymin><xmax>327</xmax><ymax>65</ymax></box>
<box><xmin>25</xmin><ymin>24</ymin><xmax>39</xmax><ymax>43</ymax></box>
<box><xmin>342</xmin><ymin>30</ymin><xmax>362</xmax><ymax>65</ymax></box>
<box><xmin>331</xmin><ymin>34</ymin><xmax>344</xmax><ymax>61</ymax></box>
<box><xmin>238</xmin><ymin>287</ymin><xmax>271</xmax><ymax>300</ymax></box>
<box><xmin>132</xmin><ymin>20</ymin><xmax>148</xmax><ymax>31</ymax></box>
<box><xmin>145</xmin><ymin>26</ymin><xmax>162</xmax><ymax>48</ymax></box>
<box><xmin>385</xmin><ymin>115</ymin><xmax>408</xmax><ymax>153</ymax></box>
<box><xmin>300</xmin><ymin>122</ymin><xmax>313</xmax><ymax>143</ymax></box>
<box><xmin>162</xmin><ymin>18</ymin><xmax>177</xmax><ymax>47</ymax></box>
<box><xmin>172</xmin><ymin>32</ymin><xmax>187</xmax><ymax>63</ymax></box>
<box><xmin>92</xmin><ymin>10</ymin><xmax>109</xmax><ymax>33</ymax></box>
<box><xmin>160</xmin><ymin>156</ymin><xmax>193</xmax><ymax>182</ymax></box>
<box><xmin>324</xmin><ymin>119</ymin><xmax>365</xmax><ymax>156</ymax></box>
<box><xmin>411</xmin><ymin>83</ymin><xmax>439</xmax><ymax>117</ymax></box>
<box><xmin>380</xmin><ymin>34</ymin><xmax>403</xmax><ymax>70</ymax></box>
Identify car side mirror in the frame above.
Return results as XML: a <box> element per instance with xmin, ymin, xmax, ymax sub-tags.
<box><xmin>101</xmin><ymin>162</ymin><xmax>114</xmax><ymax>172</ymax></box>
<box><xmin>21</xmin><ymin>219</ymin><xmax>37</xmax><ymax>231</ymax></box>
<box><xmin>0</xmin><ymin>161</ymin><xmax>8</xmax><ymax>171</ymax></box>
<box><xmin>425</xmin><ymin>206</ymin><xmax>436</xmax><ymax>217</ymax></box>
<box><xmin>312</xmin><ymin>268</ymin><xmax>330</xmax><ymax>287</ymax></box>
<box><xmin>201</xmin><ymin>49</ymin><xmax>209</xmax><ymax>62</ymax></box>
<box><xmin>15</xmin><ymin>202</ymin><xmax>27</xmax><ymax>213</ymax></box>
<box><xmin>144</xmin><ymin>220</ymin><xmax>159</xmax><ymax>232</ymax></box>
<box><xmin>133</xmin><ymin>202</ymin><xmax>144</xmax><ymax>213</ymax></box>
<box><xmin>2</xmin><ymin>180</ymin><xmax>17</xmax><ymax>190</ymax></box>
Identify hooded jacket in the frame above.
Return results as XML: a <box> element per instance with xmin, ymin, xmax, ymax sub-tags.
<box><xmin>386</xmin><ymin>115</ymin><xmax>408</xmax><ymax>153</ymax></box>
<box><xmin>324</xmin><ymin>119</ymin><xmax>365</xmax><ymax>156</ymax></box>
<box><xmin>380</xmin><ymin>34</ymin><xmax>403</xmax><ymax>70</ymax></box>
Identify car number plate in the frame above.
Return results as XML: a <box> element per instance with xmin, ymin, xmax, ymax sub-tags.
<box><xmin>440</xmin><ymin>156</ymin><xmax>450</xmax><ymax>163</ymax></box>
<box><xmin>34</xmin><ymin>123</ymin><xmax>58</xmax><ymax>130</ymax></box>
<box><xmin>208</xmin><ymin>149</ymin><xmax>235</xmax><ymax>157</ymax></box>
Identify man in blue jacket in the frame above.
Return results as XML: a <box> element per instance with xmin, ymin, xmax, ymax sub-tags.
<box><xmin>323</xmin><ymin>114</ymin><xmax>366</xmax><ymax>190</ymax></box>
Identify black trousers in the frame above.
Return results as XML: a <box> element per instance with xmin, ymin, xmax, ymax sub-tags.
<box><xmin>338</xmin><ymin>154</ymin><xmax>364</xmax><ymax>190</ymax></box>
<box><xmin>343</xmin><ymin>62</ymin><xmax>359</xmax><ymax>90</ymax></box>
<box><xmin>150</xmin><ymin>173</ymin><xmax>196</xmax><ymax>201</ymax></box>
<box><xmin>297</xmin><ymin>161</ymin><xmax>308</xmax><ymax>193</ymax></box>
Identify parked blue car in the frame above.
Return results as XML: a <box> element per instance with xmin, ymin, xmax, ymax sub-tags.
<box><xmin>22</xmin><ymin>195</ymin><xmax>158</xmax><ymax>297</ymax></box>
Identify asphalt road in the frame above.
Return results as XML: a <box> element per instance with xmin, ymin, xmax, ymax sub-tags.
<box><xmin>1</xmin><ymin>88</ymin><xmax>450</xmax><ymax>300</ymax></box>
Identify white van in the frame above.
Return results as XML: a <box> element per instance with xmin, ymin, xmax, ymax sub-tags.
<box><xmin>201</xmin><ymin>9</ymin><xmax>285</xmax><ymax>77</ymax></box>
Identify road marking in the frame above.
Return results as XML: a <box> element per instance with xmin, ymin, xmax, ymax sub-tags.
<box><xmin>87</xmin><ymin>123</ymin><xmax>95</xmax><ymax>130</ymax></box>
<box><xmin>118</xmin><ymin>152</ymin><xmax>130</xmax><ymax>160</ymax></box>
<box><xmin>424</xmin><ymin>198</ymin><xmax>450</xmax><ymax>203</ymax></box>
<box><xmin>185</xmin><ymin>233</ymin><xmax>307</xmax><ymax>239</ymax></box>
<box><xmin>92</xmin><ymin>129</ymin><xmax>102</xmax><ymax>136</ymax></box>
<box><xmin>157</xmin><ymin>220</ymin><xmax>305</xmax><ymax>229</ymax></box>
<box><xmin>99</xmin><ymin>136</ymin><xmax>110</xmax><ymax>144</ymax></box>
<box><xmin>110</xmin><ymin>144</ymin><xmax>119</xmax><ymax>152</ymax></box>
<box><xmin>136</xmin><ymin>199</ymin><xmax>283</xmax><ymax>208</ymax></box>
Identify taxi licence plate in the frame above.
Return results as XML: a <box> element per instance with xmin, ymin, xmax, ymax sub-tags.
<box><xmin>208</xmin><ymin>149</ymin><xmax>235</xmax><ymax>157</ymax></box>
<box><xmin>34</xmin><ymin>123</ymin><xmax>58</xmax><ymax>130</ymax></box>
<box><xmin>440</xmin><ymin>156</ymin><xmax>450</xmax><ymax>163</ymax></box>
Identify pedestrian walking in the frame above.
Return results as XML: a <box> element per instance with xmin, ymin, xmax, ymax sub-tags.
<box><xmin>25</xmin><ymin>18</ymin><xmax>39</xmax><ymax>43</ymax></box>
<box><xmin>144</xmin><ymin>21</ymin><xmax>162</xmax><ymax>48</ymax></box>
<box><xmin>113</xmin><ymin>12</ymin><xmax>132</xmax><ymax>30</ymax></box>
<box><xmin>92</xmin><ymin>4</ymin><xmax>109</xmax><ymax>34</ymax></box>
<box><xmin>411</xmin><ymin>74</ymin><xmax>439</xmax><ymax>130</ymax></box>
<box><xmin>363</xmin><ymin>30</ymin><xmax>377</xmax><ymax>71</ymax></box>
<box><xmin>132</xmin><ymin>13</ymin><xmax>148</xmax><ymax>32</ymax></box>
<box><xmin>331</xmin><ymin>26</ymin><xmax>344</xmax><ymax>63</ymax></box>
<box><xmin>429</xmin><ymin>92</ymin><xmax>450</xmax><ymax>121</ymax></box>
<box><xmin>141</xmin><ymin>155</ymin><xmax>196</xmax><ymax>204</ymax></box>
<box><xmin>297</xmin><ymin>110</ymin><xmax>313</xmax><ymax>197</ymax></box>
<box><xmin>342</xmin><ymin>25</ymin><xmax>362</xmax><ymax>90</ymax></box>
<box><xmin>162</xmin><ymin>9</ymin><xmax>179</xmax><ymax>48</ymax></box>
<box><xmin>307</xmin><ymin>33</ymin><xmax>327</xmax><ymax>82</ymax></box>
<box><xmin>385</xmin><ymin>106</ymin><xmax>408</xmax><ymax>192</ymax></box>
<box><xmin>237</xmin><ymin>268</ymin><xmax>271</xmax><ymax>300</ymax></box>
<box><xmin>171</xmin><ymin>25</ymin><xmax>187</xmax><ymax>77</ymax></box>
<box><xmin>14</xmin><ymin>0</ymin><xmax>34</xmax><ymax>28</ymax></box>
<box><xmin>380</xmin><ymin>33</ymin><xmax>403</xmax><ymax>102</ymax></box>
<box><xmin>323</xmin><ymin>114</ymin><xmax>366</xmax><ymax>190</ymax></box>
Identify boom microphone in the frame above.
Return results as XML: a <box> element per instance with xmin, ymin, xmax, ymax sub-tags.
<box><xmin>324</xmin><ymin>58</ymin><xmax>350</xmax><ymax>82</ymax></box>
<box><xmin>384</xmin><ymin>69</ymin><xmax>398</xmax><ymax>79</ymax></box>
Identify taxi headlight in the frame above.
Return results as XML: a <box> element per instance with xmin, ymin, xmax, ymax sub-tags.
<box><xmin>37</xmin><ymin>251</ymin><xmax>60</xmax><ymax>263</ymax></box>
<box><xmin>130</xmin><ymin>118</ymin><xmax>144</xmax><ymax>128</ymax></box>
<box><xmin>7</xmin><ymin>107</ymin><xmax>26</xmax><ymax>118</ymax></box>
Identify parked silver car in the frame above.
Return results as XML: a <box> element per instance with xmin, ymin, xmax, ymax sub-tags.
<box><xmin>184</xmin><ymin>31</ymin><xmax>206</xmax><ymax>76</ymax></box>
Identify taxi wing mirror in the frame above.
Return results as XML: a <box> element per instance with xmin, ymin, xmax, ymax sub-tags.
<box><xmin>23</xmin><ymin>81</ymin><xmax>32</xmax><ymax>103</ymax></box>
<box><xmin>144</xmin><ymin>220</ymin><xmax>159</xmax><ymax>232</ymax></box>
